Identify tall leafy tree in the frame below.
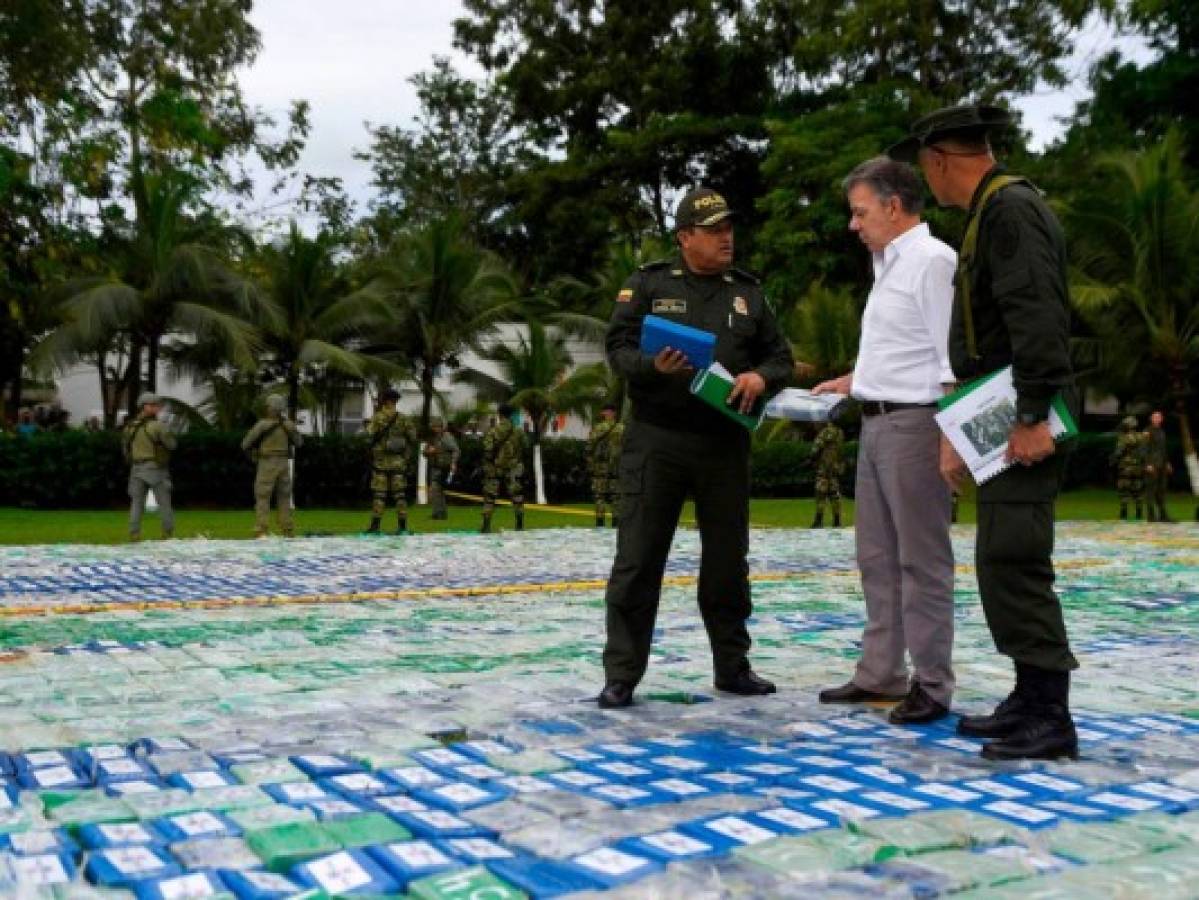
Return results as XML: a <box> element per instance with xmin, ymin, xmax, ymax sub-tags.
<box><xmin>347</xmin><ymin>216</ymin><xmax>520</xmax><ymax>432</ymax></box>
<box><xmin>1066</xmin><ymin>132</ymin><xmax>1199</xmax><ymax>489</ymax></box>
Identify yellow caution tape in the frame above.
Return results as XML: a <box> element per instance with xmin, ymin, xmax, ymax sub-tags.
<box><xmin>445</xmin><ymin>490</ymin><xmax>696</xmax><ymax>525</ymax></box>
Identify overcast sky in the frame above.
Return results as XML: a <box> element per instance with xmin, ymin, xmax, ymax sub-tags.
<box><xmin>237</xmin><ymin>1</ymin><xmax>1148</xmax><ymax>223</ymax></box>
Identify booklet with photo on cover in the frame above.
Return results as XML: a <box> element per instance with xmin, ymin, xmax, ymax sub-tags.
<box><xmin>690</xmin><ymin>362</ymin><xmax>768</xmax><ymax>432</ymax></box>
<box><xmin>935</xmin><ymin>365</ymin><xmax>1077</xmax><ymax>484</ymax></box>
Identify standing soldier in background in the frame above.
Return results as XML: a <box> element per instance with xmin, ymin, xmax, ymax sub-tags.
<box><xmin>242</xmin><ymin>394</ymin><xmax>303</xmax><ymax>538</ymax></box>
<box><xmin>366</xmin><ymin>388</ymin><xmax>418</xmax><ymax>535</ymax></box>
<box><xmin>1144</xmin><ymin>409</ymin><xmax>1173</xmax><ymax>522</ymax></box>
<box><xmin>1111</xmin><ymin>416</ymin><xmax>1147</xmax><ymax>521</ymax></box>
<box><xmin>810</xmin><ymin>421</ymin><xmax>845</xmax><ymax>528</ymax></box>
<box><xmin>481</xmin><ymin>402</ymin><xmax>526</xmax><ymax>533</ymax></box>
<box><xmin>588</xmin><ymin>403</ymin><xmax>623</xmax><ymax>528</ymax></box>
<box><xmin>423</xmin><ymin>417</ymin><xmax>459</xmax><ymax>521</ymax></box>
<box><xmin>123</xmin><ymin>392</ymin><xmax>176</xmax><ymax>541</ymax></box>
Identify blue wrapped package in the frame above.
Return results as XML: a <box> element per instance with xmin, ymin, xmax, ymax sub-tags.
<box><xmin>153</xmin><ymin>810</ymin><xmax>242</xmax><ymax>843</ymax></box>
<box><xmin>640</xmin><ymin>315</ymin><xmax>715</xmax><ymax>370</ymax></box>
<box><xmin>1</xmin><ymin>828</ymin><xmax>78</xmax><ymax>857</ymax></box>
<box><xmin>78</xmin><ymin>821</ymin><xmax>165</xmax><ymax>850</ymax></box>
<box><xmin>221</xmin><ymin>869</ymin><xmax>307</xmax><ymax>900</ymax></box>
<box><xmin>133</xmin><ymin>870</ymin><xmax>227</xmax><ymax>899</ymax></box>
<box><xmin>566</xmin><ymin>846</ymin><xmax>660</xmax><ymax>888</ymax></box>
<box><xmin>3</xmin><ymin>850</ymin><xmax>77</xmax><ymax>889</ymax></box>
<box><xmin>291</xmin><ymin>848</ymin><xmax>400</xmax><ymax>895</ymax></box>
<box><xmin>365</xmin><ymin>840</ymin><xmax>459</xmax><ymax>888</ymax></box>
<box><xmin>84</xmin><ymin>845</ymin><xmax>181</xmax><ymax>888</ymax></box>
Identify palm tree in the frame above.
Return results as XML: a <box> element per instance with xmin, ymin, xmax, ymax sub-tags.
<box><xmin>32</xmin><ymin>173</ymin><xmax>264</xmax><ymax>419</ymax></box>
<box><xmin>346</xmin><ymin>216</ymin><xmax>520</xmax><ymax>432</ymax></box>
<box><xmin>252</xmin><ymin>224</ymin><xmax>398</xmax><ymax>421</ymax></box>
<box><xmin>1066</xmin><ymin>131</ymin><xmax>1199</xmax><ymax>493</ymax></box>
<box><xmin>455</xmin><ymin>318</ymin><xmax>609</xmax><ymax>503</ymax></box>
<box><xmin>782</xmin><ymin>281</ymin><xmax>862</xmax><ymax>385</ymax></box>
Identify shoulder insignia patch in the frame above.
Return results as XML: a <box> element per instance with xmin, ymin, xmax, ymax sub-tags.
<box><xmin>732</xmin><ymin>296</ymin><xmax>748</xmax><ymax>316</ymax></box>
<box><xmin>652</xmin><ymin>298</ymin><xmax>687</xmax><ymax>314</ymax></box>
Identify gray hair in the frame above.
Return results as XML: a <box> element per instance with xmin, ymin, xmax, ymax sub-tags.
<box><xmin>842</xmin><ymin>156</ymin><xmax>925</xmax><ymax>215</ymax></box>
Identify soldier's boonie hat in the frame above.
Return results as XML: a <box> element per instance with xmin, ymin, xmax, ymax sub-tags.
<box><xmin>429</xmin><ymin>417</ymin><xmax>444</xmax><ymax>428</ymax></box>
<box><xmin>380</xmin><ymin>388</ymin><xmax>401</xmax><ymax>403</ymax></box>
<box><xmin>887</xmin><ymin>104</ymin><xmax>1012</xmax><ymax>163</ymax></box>
<box><xmin>137</xmin><ymin>392</ymin><xmax>162</xmax><ymax>407</ymax></box>
<box><xmin>674</xmin><ymin>187</ymin><xmax>735</xmax><ymax>230</ymax></box>
<box><xmin>266</xmin><ymin>395</ymin><xmax>286</xmax><ymax>413</ymax></box>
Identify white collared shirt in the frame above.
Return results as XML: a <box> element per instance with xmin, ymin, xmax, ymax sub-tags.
<box><xmin>850</xmin><ymin>222</ymin><xmax>956</xmax><ymax>403</ymax></box>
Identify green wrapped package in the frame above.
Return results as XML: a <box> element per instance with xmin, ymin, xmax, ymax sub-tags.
<box><xmin>229</xmin><ymin>803</ymin><xmax>316</xmax><ymax>832</ymax></box>
<box><xmin>321</xmin><ymin>813</ymin><xmax>411</xmax><ymax>849</ymax></box>
<box><xmin>735</xmin><ymin>832</ymin><xmax>887</xmax><ymax>877</ymax></box>
<box><xmin>408</xmin><ymin>866</ymin><xmax>528</xmax><ymax>900</ymax></box>
<box><xmin>245</xmin><ymin>820</ymin><xmax>340</xmax><ymax>872</ymax></box>
<box><xmin>230</xmin><ymin>758</ymin><xmax>306</xmax><ymax>785</ymax></box>
<box><xmin>854</xmin><ymin>813</ymin><xmax>969</xmax><ymax>855</ymax></box>
<box><xmin>47</xmin><ymin>795</ymin><xmax>135</xmax><ymax>829</ymax></box>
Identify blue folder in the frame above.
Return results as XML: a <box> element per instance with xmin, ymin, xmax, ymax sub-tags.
<box><xmin>640</xmin><ymin>315</ymin><xmax>715</xmax><ymax>370</ymax></box>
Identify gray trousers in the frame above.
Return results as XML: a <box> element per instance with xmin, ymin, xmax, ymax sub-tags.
<box><xmin>129</xmin><ymin>462</ymin><xmax>174</xmax><ymax>537</ymax></box>
<box><xmin>852</xmin><ymin>407</ymin><xmax>955</xmax><ymax>705</ymax></box>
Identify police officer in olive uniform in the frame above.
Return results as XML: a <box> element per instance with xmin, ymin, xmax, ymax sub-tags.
<box><xmin>810</xmin><ymin>421</ymin><xmax>845</xmax><ymax>528</ymax></box>
<box><xmin>893</xmin><ymin>105</ymin><xmax>1079</xmax><ymax>760</ymax></box>
<box><xmin>242</xmin><ymin>394</ymin><xmax>303</xmax><ymax>538</ymax></box>
<box><xmin>122</xmin><ymin>392</ymin><xmax>177</xmax><ymax>541</ymax></box>
<box><xmin>1144</xmin><ymin>410</ymin><xmax>1173</xmax><ymax>522</ymax></box>
<box><xmin>481</xmin><ymin>403</ymin><xmax>526</xmax><ymax>533</ymax></box>
<box><xmin>588</xmin><ymin>403</ymin><xmax>622</xmax><ymax>528</ymax></box>
<box><xmin>1111</xmin><ymin>416</ymin><xmax>1147</xmax><ymax>520</ymax></box>
<box><xmin>366</xmin><ymin>388</ymin><xmax>418</xmax><ymax>534</ymax></box>
<box><xmin>598</xmin><ymin>187</ymin><xmax>794</xmax><ymax>709</ymax></box>
<box><xmin>423</xmin><ymin>417</ymin><xmax>460</xmax><ymax>520</ymax></box>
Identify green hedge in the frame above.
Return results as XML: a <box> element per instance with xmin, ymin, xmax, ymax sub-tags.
<box><xmin>0</xmin><ymin>429</ymin><xmax>1182</xmax><ymax>509</ymax></box>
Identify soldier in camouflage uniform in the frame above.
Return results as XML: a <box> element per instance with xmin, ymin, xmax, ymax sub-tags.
<box><xmin>588</xmin><ymin>403</ymin><xmax>623</xmax><ymax>527</ymax></box>
<box><xmin>481</xmin><ymin>402</ymin><xmax>526</xmax><ymax>533</ymax></box>
<box><xmin>810</xmin><ymin>421</ymin><xmax>845</xmax><ymax>528</ymax></box>
<box><xmin>422</xmin><ymin>417</ymin><xmax>459</xmax><ymax>520</ymax></box>
<box><xmin>242</xmin><ymin>394</ymin><xmax>303</xmax><ymax>538</ymax></box>
<box><xmin>122</xmin><ymin>392</ymin><xmax>177</xmax><ymax>541</ymax></box>
<box><xmin>365</xmin><ymin>388</ymin><xmax>419</xmax><ymax>534</ymax></box>
<box><xmin>1111</xmin><ymin>415</ymin><xmax>1147</xmax><ymax>520</ymax></box>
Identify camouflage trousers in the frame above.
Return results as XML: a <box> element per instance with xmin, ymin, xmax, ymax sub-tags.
<box><xmin>1116</xmin><ymin>473</ymin><xmax>1144</xmax><ymax>504</ymax></box>
<box><xmin>483</xmin><ymin>464</ymin><xmax>524</xmax><ymax>516</ymax></box>
<box><xmin>592</xmin><ymin>468</ymin><xmax>618</xmax><ymax>519</ymax></box>
<box><xmin>254</xmin><ymin>456</ymin><xmax>294</xmax><ymax>537</ymax></box>
<box><xmin>371</xmin><ymin>468</ymin><xmax>409</xmax><ymax>519</ymax></box>
<box><xmin>428</xmin><ymin>469</ymin><xmax>450</xmax><ymax>519</ymax></box>
<box><xmin>814</xmin><ymin>473</ymin><xmax>842</xmax><ymax>516</ymax></box>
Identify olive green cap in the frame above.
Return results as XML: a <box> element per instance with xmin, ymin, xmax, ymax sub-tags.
<box><xmin>674</xmin><ymin>187</ymin><xmax>735</xmax><ymax>230</ymax></box>
<box><xmin>265</xmin><ymin>395</ymin><xmax>286</xmax><ymax>413</ymax></box>
<box><xmin>136</xmin><ymin>392</ymin><xmax>162</xmax><ymax>407</ymax></box>
<box><xmin>887</xmin><ymin>104</ymin><xmax>1012</xmax><ymax>163</ymax></box>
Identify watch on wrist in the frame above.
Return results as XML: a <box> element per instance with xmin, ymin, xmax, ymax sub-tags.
<box><xmin>1017</xmin><ymin>411</ymin><xmax>1047</xmax><ymax>426</ymax></box>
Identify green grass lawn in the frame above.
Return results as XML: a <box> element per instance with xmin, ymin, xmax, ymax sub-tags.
<box><xmin>0</xmin><ymin>489</ymin><xmax>1192</xmax><ymax>545</ymax></box>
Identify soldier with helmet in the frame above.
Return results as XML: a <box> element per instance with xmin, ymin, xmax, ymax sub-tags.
<box><xmin>122</xmin><ymin>392</ymin><xmax>177</xmax><ymax>541</ymax></box>
<box><xmin>588</xmin><ymin>402</ymin><xmax>623</xmax><ymax>528</ymax></box>
<box><xmin>365</xmin><ymin>388</ymin><xmax>418</xmax><ymax>534</ymax></box>
<box><xmin>481</xmin><ymin>402</ymin><xmax>526</xmax><ymax>533</ymax></box>
<box><xmin>1110</xmin><ymin>415</ymin><xmax>1147</xmax><ymax>521</ymax></box>
<box><xmin>810</xmin><ymin>421</ymin><xmax>845</xmax><ymax>528</ymax></box>
<box><xmin>422</xmin><ymin>417</ymin><xmax>460</xmax><ymax>521</ymax></box>
<box><xmin>242</xmin><ymin>394</ymin><xmax>303</xmax><ymax>538</ymax></box>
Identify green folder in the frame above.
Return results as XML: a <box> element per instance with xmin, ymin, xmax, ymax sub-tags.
<box><xmin>690</xmin><ymin>365</ymin><xmax>767</xmax><ymax>432</ymax></box>
<box><xmin>937</xmin><ymin>365</ymin><xmax>1078</xmax><ymax>437</ymax></box>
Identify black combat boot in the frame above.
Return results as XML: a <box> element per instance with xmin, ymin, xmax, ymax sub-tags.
<box><xmin>596</xmin><ymin>514</ymin><xmax>605</xmax><ymax>528</ymax></box>
<box><xmin>1147</xmin><ymin>505</ymin><xmax>1157</xmax><ymax>522</ymax></box>
<box><xmin>515</xmin><ymin>510</ymin><xmax>524</xmax><ymax>531</ymax></box>
<box><xmin>1119</xmin><ymin>503</ymin><xmax>1127</xmax><ymax>520</ymax></box>
<box><xmin>397</xmin><ymin>516</ymin><xmax>409</xmax><ymax>535</ymax></box>
<box><xmin>1159</xmin><ymin>504</ymin><xmax>1173</xmax><ymax>523</ymax></box>
<box><xmin>981</xmin><ymin>669</ymin><xmax>1078</xmax><ymax>761</ymax></box>
<box><xmin>366</xmin><ymin>517</ymin><xmax>382</xmax><ymax>534</ymax></box>
<box><xmin>1135</xmin><ymin>503</ymin><xmax>1143</xmax><ymax>520</ymax></box>
<box><xmin>481</xmin><ymin>514</ymin><xmax>492</xmax><ymax>534</ymax></box>
<box><xmin>832</xmin><ymin>511</ymin><xmax>841</xmax><ymax>528</ymax></box>
<box><xmin>957</xmin><ymin>663</ymin><xmax>1034</xmax><ymax>738</ymax></box>
<box><xmin>811</xmin><ymin>511</ymin><xmax>824</xmax><ymax>529</ymax></box>
<box><xmin>610</xmin><ymin>517</ymin><xmax>619</xmax><ymax>529</ymax></box>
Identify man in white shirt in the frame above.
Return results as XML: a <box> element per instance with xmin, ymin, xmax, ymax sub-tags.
<box><xmin>814</xmin><ymin>157</ymin><xmax>957</xmax><ymax>725</ymax></box>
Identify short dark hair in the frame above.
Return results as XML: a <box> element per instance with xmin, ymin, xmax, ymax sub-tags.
<box><xmin>842</xmin><ymin>156</ymin><xmax>925</xmax><ymax>215</ymax></box>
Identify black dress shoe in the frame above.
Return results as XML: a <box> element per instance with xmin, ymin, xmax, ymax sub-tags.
<box><xmin>957</xmin><ymin>690</ymin><xmax>1032</xmax><ymax>738</ymax></box>
<box><xmin>981</xmin><ymin>707</ymin><xmax>1079</xmax><ymax>761</ymax></box>
<box><xmin>597</xmin><ymin>682</ymin><xmax>634</xmax><ymax>709</ymax></box>
<box><xmin>715</xmin><ymin>668</ymin><xmax>776</xmax><ymax>696</ymax></box>
<box><xmin>888</xmin><ymin>684</ymin><xmax>949</xmax><ymax>726</ymax></box>
<box><xmin>818</xmin><ymin>681</ymin><xmax>907</xmax><ymax>704</ymax></box>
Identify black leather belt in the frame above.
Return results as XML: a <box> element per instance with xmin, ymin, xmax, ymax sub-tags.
<box><xmin>859</xmin><ymin>400</ymin><xmax>937</xmax><ymax>417</ymax></box>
